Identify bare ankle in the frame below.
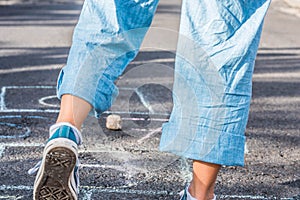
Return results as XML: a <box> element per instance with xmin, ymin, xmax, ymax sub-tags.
<box><xmin>56</xmin><ymin>119</ymin><xmax>78</xmax><ymax>129</ymax></box>
<box><xmin>188</xmin><ymin>181</ymin><xmax>215</xmax><ymax>200</ymax></box>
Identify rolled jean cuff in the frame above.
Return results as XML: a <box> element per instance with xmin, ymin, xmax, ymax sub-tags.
<box><xmin>159</xmin><ymin>122</ymin><xmax>246</xmax><ymax>166</ymax></box>
<box><xmin>56</xmin><ymin>67</ymin><xmax>118</xmax><ymax>118</ymax></box>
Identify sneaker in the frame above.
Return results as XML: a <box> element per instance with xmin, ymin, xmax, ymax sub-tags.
<box><xmin>179</xmin><ymin>184</ymin><xmax>217</xmax><ymax>200</ymax></box>
<box><xmin>28</xmin><ymin>122</ymin><xmax>82</xmax><ymax>200</ymax></box>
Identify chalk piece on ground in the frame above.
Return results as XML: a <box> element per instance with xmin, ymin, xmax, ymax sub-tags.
<box><xmin>106</xmin><ymin>114</ymin><xmax>122</xmax><ymax>130</ymax></box>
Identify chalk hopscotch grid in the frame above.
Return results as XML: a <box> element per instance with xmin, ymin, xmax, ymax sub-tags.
<box><xmin>0</xmin><ymin>85</ymin><xmax>175</xmax><ymax>199</ymax></box>
<box><xmin>0</xmin><ymin>113</ymin><xmax>167</xmax><ymax>157</ymax></box>
<box><xmin>0</xmin><ymin>85</ymin><xmax>58</xmax><ymax>113</ymax></box>
<box><xmin>0</xmin><ymin>86</ymin><xmax>298</xmax><ymax>199</ymax></box>
<box><xmin>0</xmin><ymin>120</ymin><xmax>177</xmax><ymax>199</ymax></box>
<box><xmin>0</xmin><ymin>85</ymin><xmax>170</xmax><ymax>116</ymax></box>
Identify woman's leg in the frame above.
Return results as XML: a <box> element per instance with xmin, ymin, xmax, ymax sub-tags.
<box><xmin>160</xmin><ymin>0</ymin><xmax>271</xmax><ymax>199</ymax></box>
<box><xmin>57</xmin><ymin>0</ymin><xmax>160</xmax><ymax>117</ymax></box>
<box><xmin>56</xmin><ymin>94</ymin><xmax>92</xmax><ymax>130</ymax></box>
<box><xmin>32</xmin><ymin>0</ymin><xmax>160</xmax><ymax>199</ymax></box>
<box><xmin>189</xmin><ymin>161</ymin><xmax>220</xmax><ymax>200</ymax></box>
<box><xmin>56</xmin><ymin>0</ymin><xmax>161</xmax><ymax>129</ymax></box>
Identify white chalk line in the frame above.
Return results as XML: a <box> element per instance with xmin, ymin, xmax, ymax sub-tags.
<box><xmin>105</xmin><ymin>111</ymin><xmax>169</xmax><ymax>116</ymax></box>
<box><xmin>0</xmin><ymin>115</ymin><xmax>48</xmax><ymax>120</ymax></box>
<box><xmin>0</xmin><ymin>115</ymin><xmax>24</xmax><ymax>119</ymax></box>
<box><xmin>119</xmin><ymin>87</ymin><xmax>137</xmax><ymax>91</ymax></box>
<box><xmin>218</xmin><ymin>195</ymin><xmax>268</xmax><ymax>199</ymax></box>
<box><xmin>3</xmin><ymin>85</ymin><xmax>135</xmax><ymax>90</ymax></box>
<box><xmin>1</xmin><ymin>85</ymin><xmax>170</xmax><ymax>116</ymax></box>
<box><xmin>0</xmin><ymin>109</ymin><xmax>60</xmax><ymax>113</ymax></box>
<box><xmin>121</xmin><ymin>117</ymin><xmax>168</xmax><ymax>122</ymax></box>
<box><xmin>80</xmin><ymin>163</ymin><xmax>127</xmax><ymax>172</ymax></box>
<box><xmin>0</xmin><ymin>142</ymin><xmax>44</xmax><ymax>147</ymax></box>
<box><xmin>4</xmin><ymin>86</ymin><xmax>56</xmax><ymax>89</ymax></box>
<box><xmin>0</xmin><ymin>142</ymin><xmax>43</xmax><ymax>158</ymax></box>
<box><xmin>131</xmin><ymin>58</ymin><xmax>175</xmax><ymax>65</ymax></box>
<box><xmin>0</xmin><ymin>185</ymin><xmax>32</xmax><ymax>191</ymax></box>
<box><xmin>0</xmin><ymin>109</ymin><xmax>170</xmax><ymax>116</ymax></box>
<box><xmin>0</xmin><ymin>109</ymin><xmax>169</xmax><ymax>116</ymax></box>
<box><xmin>0</xmin><ymin>195</ymin><xmax>22</xmax><ymax>199</ymax></box>
<box><xmin>135</xmin><ymin>88</ymin><xmax>155</xmax><ymax>114</ymax></box>
<box><xmin>0</xmin><ymin>146</ymin><xmax>5</xmax><ymax>158</ymax></box>
<box><xmin>81</xmin><ymin>186</ymin><xmax>170</xmax><ymax>196</ymax></box>
<box><xmin>131</xmin><ymin>128</ymin><xmax>160</xmax><ymax>132</ymax></box>
<box><xmin>244</xmin><ymin>141</ymin><xmax>249</xmax><ymax>155</ymax></box>
<box><xmin>137</xmin><ymin>127</ymin><xmax>162</xmax><ymax>143</ymax></box>
<box><xmin>38</xmin><ymin>95</ymin><xmax>59</xmax><ymax>108</ymax></box>
<box><xmin>26</xmin><ymin>115</ymin><xmax>49</xmax><ymax>119</ymax></box>
<box><xmin>0</xmin><ymin>185</ymin><xmax>296</xmax><ymax>199</ymax></box>
<box><xmin>0</xmin><ymin>87</ymin><xmax>6</xmax><ymax>110</ymax></box>
<box><xmin>0</xmin><ymin>142</ymin><xmax>160</xmax><ymax>155</ymax></box>
<box><xmin>0</xmin><ymin>184</ymin><xmax>169</xmax><ymax>196</ymax></box>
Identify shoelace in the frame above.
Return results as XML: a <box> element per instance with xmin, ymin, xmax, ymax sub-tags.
<box><xmin>28</xmin><ymin>161</ymin><xmax>42</xmax><ymax>175</ymax></box>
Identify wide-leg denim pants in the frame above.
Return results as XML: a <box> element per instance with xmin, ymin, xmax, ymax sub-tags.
<box><xmin>57</xmin><ymin>0</ymin><xmax>271</xmax><ymax>166</ymax></box>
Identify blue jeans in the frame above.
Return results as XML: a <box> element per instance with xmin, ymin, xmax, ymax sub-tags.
<box><xmin>57</xmin><ymin>0</ymin><xmax>271</xmax><ymax>166</ymax></box>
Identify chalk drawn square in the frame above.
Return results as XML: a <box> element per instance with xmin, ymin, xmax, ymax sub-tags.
<box><xmin>3</xmin><ymin>86</ymin><xmax>59</xmax><ymax>111</ymax></box>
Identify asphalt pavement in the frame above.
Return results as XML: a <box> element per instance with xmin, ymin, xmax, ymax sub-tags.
<box><xmin>0</xmin><ymin>0</ymin><xmax>299</xmax><ymax>199</ymax></box>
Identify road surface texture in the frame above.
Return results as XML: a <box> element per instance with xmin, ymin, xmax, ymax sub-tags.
<box><xmin>0</xmin><ymin>0</ymin><xmax>299</xmax><ymax>199</ymax></box>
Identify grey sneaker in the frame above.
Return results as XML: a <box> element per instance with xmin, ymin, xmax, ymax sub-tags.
<box><xmin>179</xmin><ymin>184</ymin><xmax>216</xmax><ymax>200</ymax></box>
<box><xmin>28</xmin><ymin>123</ymin><xmax>82</xmax><ymax>200</ymax></box>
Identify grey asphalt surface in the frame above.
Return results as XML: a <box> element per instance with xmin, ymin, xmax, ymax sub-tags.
<box><xmin>0</xmin><ymin>0</ymin><xmax>299</xmax><ymax>199</ymax></box>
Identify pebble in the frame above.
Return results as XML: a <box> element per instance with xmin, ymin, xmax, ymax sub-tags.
<box><xmin>106</xmin><ymin>114</ymin><xmax>122</xmax><ymax>130</ymax></box>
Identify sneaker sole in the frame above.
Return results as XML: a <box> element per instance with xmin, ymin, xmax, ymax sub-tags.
<box><xmin>34</xmin><ymin>139</ymin><xmax>78</xmax><ymax>200</ymax></box>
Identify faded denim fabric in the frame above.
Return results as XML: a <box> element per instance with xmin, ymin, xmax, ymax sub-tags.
<box><xmin>159</xmin><ymin>0</ymin><xmax>271</xmax><ymax>166</ymax></box>
<box><xmin>57</xmin><ymin>0</ymin><xmax>271</xmax><ymax>166</ymax></box>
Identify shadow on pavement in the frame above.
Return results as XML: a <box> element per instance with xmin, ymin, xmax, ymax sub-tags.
<box><xmin>0</xmin><ymin>0</ymin><xmax>182</xmax><ymax>27</ymax></box>
<box><xmin>0</xmin><ymin>0</ymin><xmax>83</xmax><ymax>26</ymax></box>
<box><xmin>0</xmin><ymin>47</ymin><xmax>69</xmax><ymax>70</ymax></box>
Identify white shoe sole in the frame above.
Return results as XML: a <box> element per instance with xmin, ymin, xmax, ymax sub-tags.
<box><xmin>33</xmin><ymin>138</ymin><xmax>78</xmax><ymax>200</ymax></box>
